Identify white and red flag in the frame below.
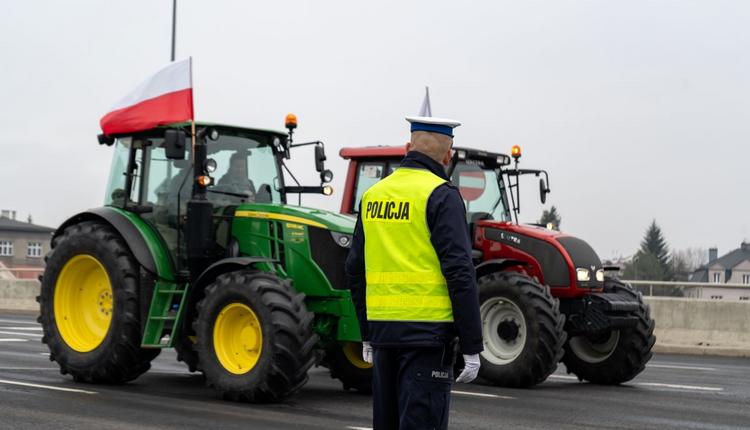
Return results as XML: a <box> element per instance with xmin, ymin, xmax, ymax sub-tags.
<box><xmin>100</xmin><ymin>58</ymin><xmax>194</xmax><ymax>135</ymax></box>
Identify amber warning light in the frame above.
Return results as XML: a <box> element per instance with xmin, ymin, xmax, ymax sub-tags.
<box><xmin>511</xmin><ymin>145</ymin><xmax>522</xmax><ymax>160</ymax></box>
<box><xmin>197</xmin><ymin>175</ymin><xmax>212</xmax><ymax>187</ymax></box>
<box><xmin>285</xmin><ymin>113</ymin><xmax>298</xmax><ymax>130</ymax></box>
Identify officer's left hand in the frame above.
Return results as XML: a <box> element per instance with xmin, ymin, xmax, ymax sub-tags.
<box><xmin>362</xmin><ymin>341</ymin><xmax>373</xmax><ymax>364</ymax></box>
<box><xmin>455</xmin><ymin>354</ymin><xmax>480</xmax><ymax>383</ymax></box>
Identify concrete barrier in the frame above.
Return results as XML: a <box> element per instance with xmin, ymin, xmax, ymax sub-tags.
<box><xmin>1</xmin><ymin>280</ymin><xmax>749</xmax><ymax>357</ymax></box>
<box><xmin>0</xmin><ymin>279</ymin><xmax>40</xmax><ymax>312</ymax></box>
<box><xmin>645</xmin><ymin>297</ymin><xmax>750</xmax><ymax>358</ymax></box>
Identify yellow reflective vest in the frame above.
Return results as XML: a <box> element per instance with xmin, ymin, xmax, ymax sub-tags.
<box><xmin>361</xmin><ymin>167</ymin><xmax>454</xmax><ymax>322</ymax></box>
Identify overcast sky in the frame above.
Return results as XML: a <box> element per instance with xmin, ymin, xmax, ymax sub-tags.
<box><xmin>1</xmin><ymin>0</ymin><xmax>748</xmax><ymax>260</ymax></box>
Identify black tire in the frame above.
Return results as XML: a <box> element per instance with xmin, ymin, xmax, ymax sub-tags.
<box><xmin>38</xmin><ymin>220</ymin><xmax>160</xmax><ymax>383</ymax></box>
<box><xmin>193</xmin><ymin>270</ymin><xmax>317</xmax><ymax>402</ymax></box>
<box><xmin>325</xmin><ymin>342</ymin><xmax>373</xmax><ymax>393</ymax></box>
<box><xmin>174</xmin><ymin>318</ymin><xmax>201</xmax><ymax>372</ymax></box>
<box><xmin>562</xmin><ymin>278</ymin><xmax>656</xmax><ymax>384</ymax></box>
<box><xmin>477</xmin><ymin>272</ymin><xmax>566</xmax><ymax>388</ymax></box>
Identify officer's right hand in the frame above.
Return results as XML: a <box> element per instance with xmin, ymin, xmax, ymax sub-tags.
<box><xmin>362</xmin><ymin>341</ymin><xmax>373</xmax><ymax>364</ymax></box>
<box><xmin>455</xmin><ymin>354</ymin><xmax>480</xmax><ymax>383</ymax></box>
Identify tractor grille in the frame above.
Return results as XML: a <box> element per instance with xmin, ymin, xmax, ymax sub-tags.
<box><xmin>308</xmin><ymin>227</ymin><xmax>349</xmax><ymax>291</ymax></box>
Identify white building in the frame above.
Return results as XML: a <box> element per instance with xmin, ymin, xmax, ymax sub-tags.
<box><xmin>690</xmin><ymin>242</ymin><xmax>750</xmax><ymax>300</ymax></box>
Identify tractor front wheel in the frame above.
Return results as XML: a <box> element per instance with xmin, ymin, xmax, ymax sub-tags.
<box><xmin>477</xmin><ymin>272</ymin><xmax>566</xmax><ymax>388</ymax></box>
<box><xmin>325</xmin><ymin>342</ymin><xmax>373</xmax><ymax>393</ymax></box>
<box><xmin>193</xmin><ymin>270</ymin><xmax>317</xmax><ymax>402</ymax></box>
<box><xmin>38</xmin><ymin>221</ymin><xmax>159</xmax><ymax>383</ymax></box>
<box><xmin>561</xmin><ymin>278</ymin><xmax>656</xmax><ymax>384</ymax></box>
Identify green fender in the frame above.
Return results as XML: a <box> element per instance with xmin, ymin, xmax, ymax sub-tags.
<box><xmin>53</xmin><ymin>207</ymin><xmax>175</xmax><ymax>281</ymax></box>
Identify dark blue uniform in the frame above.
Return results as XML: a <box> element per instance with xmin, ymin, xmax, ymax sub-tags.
<box><xmin>346</xmin><ymin>150</ymin><xmax>483</xmax><ymax>430</ymax></box>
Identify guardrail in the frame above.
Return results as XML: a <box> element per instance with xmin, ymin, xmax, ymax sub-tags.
<box><xmin>624</xmin><ymin>279</ymin><xmax>750</xmax><ymax>300</ymax></box>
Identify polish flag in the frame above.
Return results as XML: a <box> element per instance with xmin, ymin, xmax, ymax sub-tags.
<box><xmin>100</xmin><ymin>58</ymin><xmax>194</xmax><ymax>135</ymax></box>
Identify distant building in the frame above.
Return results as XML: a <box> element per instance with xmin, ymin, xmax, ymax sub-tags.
<box><xmin>0</xmin><ymin>210</ymin><xmax>55</xmax><ymax>279</ymax></box>
<box><xmin>690</xmin><ymin>242</ymin><xmax>750</xmax><ymax>300</ymax></box>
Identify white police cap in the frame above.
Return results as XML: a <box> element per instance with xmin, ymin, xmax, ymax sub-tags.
<box><xmin>405</xmin><ymin>116</ymin><xmax>461</xmax><ymax>137</ymax></box>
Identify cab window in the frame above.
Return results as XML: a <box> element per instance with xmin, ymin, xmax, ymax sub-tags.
<box><xmin>353</xmin><ymin>162</ymin><xmax>386</xmax><ymax>213</ymax></box>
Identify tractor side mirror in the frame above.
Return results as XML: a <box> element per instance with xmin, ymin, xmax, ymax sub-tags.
<box><xmin>164</xmin><ymin>129</ymin><xmax>187</xmax><ymax>160</ymax></box>
<box><xmin>314</xmin><ymin>145</ymin><xmax>326</xmax><ymax>172</ymax></box>
<box><xmin>539</xmin><ymin>178</ymin><xmax>550</xmax><ymax>204</ymax></box>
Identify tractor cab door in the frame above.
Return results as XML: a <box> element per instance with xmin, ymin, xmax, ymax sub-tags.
<box><xmin>105</xmin><ymin>137</ymin><xmax>191</xmax><ymax>268</ymax></box>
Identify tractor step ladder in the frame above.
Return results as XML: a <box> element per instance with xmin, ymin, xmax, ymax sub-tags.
<box><xmin>141</xmin><ymin>278</ymin><xmax>189</xmax><ymax>348</ymax></box>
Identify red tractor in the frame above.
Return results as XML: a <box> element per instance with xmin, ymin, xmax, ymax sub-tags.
<box><xmin>339</xmin><ymin>145</ymin><xmax>656</xmax><ymax>388</ymax></box>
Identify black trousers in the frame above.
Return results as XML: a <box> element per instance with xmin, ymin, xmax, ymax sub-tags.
<box><xmin>372</xmin><ymin>345</ymin><xmax>454</xmax><ymax>430</ymax></box>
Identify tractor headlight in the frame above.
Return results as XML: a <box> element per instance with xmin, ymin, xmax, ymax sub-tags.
<box><xmin>576</xmin><ymin>268</ymin><xmax>591</xmax><ymax>282</ymax></box>
<box><xmin>595</xmin><ymin>269</ymin><xmax>605</xmax><ymax>282</ymax></box>
<box><xmin>331</xmin><ymin>231</ymin><xmax>352</xmax><ymax>248</ymax></box>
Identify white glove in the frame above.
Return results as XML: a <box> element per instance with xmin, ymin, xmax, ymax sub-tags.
<box><xmin>455</xmin><ymin>354</ymin><xmax>480</xmax><ymax>383</ymax></box>
<box><xmin>362</xmin><ymin>341</ymin><xmax>373</xmax><ymax>364</ymax></box>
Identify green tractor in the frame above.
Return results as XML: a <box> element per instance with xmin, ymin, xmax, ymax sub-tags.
<box><xmin>38</xmin><ymin>118</ymin><xmax>372</xmax><ymax>402</ymax></box>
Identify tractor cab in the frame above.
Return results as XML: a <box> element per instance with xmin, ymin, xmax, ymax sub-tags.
<box><xmin>340</xmin><ymin>145</ymin><xmax>547</xmax><ymax>223</ymax></box>
<box><xmin>101</xmin><ymin>122</ymin><xmax>335</xmax><ymax>271</ymax></box>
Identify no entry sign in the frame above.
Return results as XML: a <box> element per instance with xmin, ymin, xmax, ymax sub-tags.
<box><xmin>458</xmin><ymin>170</ymin><xmax>486</xmax><ymax>201</ymax></box>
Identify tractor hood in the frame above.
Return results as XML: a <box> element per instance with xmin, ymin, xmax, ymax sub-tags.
<box><xmin>478</xmin><ymin>220</ymin><xmax>603</xmax><ymax>288</ymax></box>
<box><xmin>234</xmin><ymin>203</ymin><xmax>355</xmax><ymax>234</ymax></box>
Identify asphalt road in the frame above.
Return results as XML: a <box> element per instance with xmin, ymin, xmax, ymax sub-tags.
<box><xmin>1</xmin><ymin>311</ymin><xmax>749</xmax><ymax>430</ymax></box>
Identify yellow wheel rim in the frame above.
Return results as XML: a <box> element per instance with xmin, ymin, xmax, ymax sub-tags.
<box><xmin>343</xmin><ymin>342</ymin><xmax>373</xmax><ymax>370</ymax></box>
<box><xmin>213</xmin><ymin>303</ymin><xmax>263</xmax><ymax>375</ymax></box>
<box><xmin>53</xmin><ymin>255</ymin><xmax>113</xmax><ymax>352</ymax></box>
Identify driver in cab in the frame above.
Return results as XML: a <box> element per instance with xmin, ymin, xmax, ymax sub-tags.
<box><xmin>214</xmin><ymin>151</ymin><xmax>256</xmax><ymax>202</ymax></box>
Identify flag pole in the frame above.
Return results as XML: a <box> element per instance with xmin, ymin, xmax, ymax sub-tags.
<box><xmin>189</xmin><ymin>56</ymin><xmax>196</xmax><ymax>156</ymax></box>
<box><xmin>170</xmin><ymin>0</ymin><xmax>177</xmax><ymax>62</ymax></box>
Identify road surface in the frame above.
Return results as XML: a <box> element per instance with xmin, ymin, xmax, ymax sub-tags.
<box><xmin>1</xmin><ymin>311</ymin><xmax>748</xmax><ymax>430</ymax></box>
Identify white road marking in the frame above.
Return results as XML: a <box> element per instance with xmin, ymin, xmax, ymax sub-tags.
<box><xmin>0</xmin><ymin>330</ymin><xmax>42</xmax><ymax>338</ymax></box>
<box><xmin>635</xmin><ymin>382</ymin><xmax>723</xmax><ymax>392</ymax></box>
<box><xmin>451</xmin><ymin>390</ymin><xmax>515</xmax><ymax>399</ymax></box>
<box><xmin>39</xmin><ymin>352</ymin><xmax>50</xmax><ymax>356</ymax></box>
<box><xmin>548</xmin><ymin>374</ymin><xmax>578</xmax><ymax>380</ymax></box>
<box><xmin>648</xmin><ymin>363</ymin><xmax>716</xmax><ymax>371</ymax></box>
<box><xmin>0</xmin><ymin>379</ymin><xmax>97</xmax><ymax>394</ymax></box>
<box><xmin>0</xmin><ymin>367</ymin><xmax>58</xmax><ymax>371</ymax></box>
<box><xmin>346</xmin><ymin>427</ymin><xmax>372</xmax><ymax>430</ymax></box>
<box><xmin>0</xmin><ymin>327</ymin><xmax>43</xmax><ymax>331</ymax></box>
<box><xmin>549</xmin><ymin>374</ymin><xmax>723</xmax><ymax>392</ymax></box>
<box><xmin>0</xmin><ymin>339</ymin><xmax>27</xmax><ymax>342</ymax></box>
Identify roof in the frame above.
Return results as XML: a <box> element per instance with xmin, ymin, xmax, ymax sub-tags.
<box><xmin>164</xmin><ymin>121</ymin><xmax>288</xmax><ymax>138</ymax></box>
<box><xmin>339</xmin><ymin>145</ymin><xmax>510</xmax><ymax>162</ymax></box>
<box><xmin>694</xmin><ymin>242</ymin><xmax>750</xmax><ymax>271</ymax></box>
<box><xmin>0</xmin><ymin>217</ymin><xmax>55</xmax><ymax>234</ymax></box>
<box><xmin>339</xmin><ymin>146</ymin><xmax>406</xmax><ymax>159</ymax></box>
<box><xmin>690</xmin><ymin>269</ymin><xmax>708</xmax><ymax>282</ymax></box>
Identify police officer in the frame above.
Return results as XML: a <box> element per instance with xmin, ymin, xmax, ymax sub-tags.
<box><xmin>346</xmin><ymin>116</ymin><xmax>483</xmax><ymax>430</ymax></box>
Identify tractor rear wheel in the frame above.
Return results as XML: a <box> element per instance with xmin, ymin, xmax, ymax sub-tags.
<box><xmin>477</xmin><ymin>272</ymin><xmax>566</xmax><ymax>388</ymax></box>
<box><xmin>562</xmin><ymin>278</ymin><xmax>656</xmax><ymax>384</ymax></box>
<box><xmin>38</xmin><ymin>221</ymin><xmax>159</xmax><ymax>383</ymax></box>
<box><xmin>193</xmin><ymin>270</ymin><xmax>317</xmax><ymax>402</ymax></box>
<box><xmin>325</xmin><ymin>342</ymin><xmax>373</xmax><ymax>393</ymax></box>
